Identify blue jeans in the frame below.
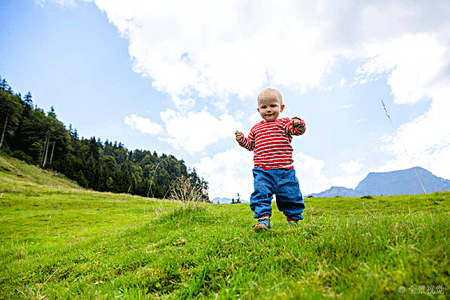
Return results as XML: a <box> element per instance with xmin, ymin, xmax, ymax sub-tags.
<box><xmin>250</xmin><ymin>167</ymin><xmax>305</xmax><ymax>220</ymax></box>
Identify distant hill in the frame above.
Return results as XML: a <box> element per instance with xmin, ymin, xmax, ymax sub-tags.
<box><xmin>308</xmin><ymin>186</ymin><xmax>366</xmax><ymax>198</ymax></box>
<box><xmin>309</xmin><ymin>167</ymin><xmax>450</xmax><ymax>198</ymax></box>
<box><xmin>355</xmin><ymin>167</ymin><xmax>450</xmax><ymax>196</ymax></box>
<box><xmin>211</xmin><ymin>197</ymin><xmax>249</xmax><ymax>204</ymax></box>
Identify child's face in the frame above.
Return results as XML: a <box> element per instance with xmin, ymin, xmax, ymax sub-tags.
<box><xmin>257</xmin><ymin>92</ymin><xmax>285</xmax><ymax>122</ymax></box>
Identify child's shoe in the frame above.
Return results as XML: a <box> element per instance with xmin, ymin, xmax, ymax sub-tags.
<box><xmin>254</xmin><ymin>215</ymin><xmax>271</xmax><ymax>231</ymax></box>
<box><xmin>286</xmin><ymin>216</ymin><xmax>299</xmax><ymax>225</ymax></box>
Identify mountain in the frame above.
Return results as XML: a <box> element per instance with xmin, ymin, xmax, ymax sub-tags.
<box><xmin>355</xmin><ymin>167</ymin><xmax>450</xmax><ymax>196</ymax></box>
<box><xmin>308</xmin><ymin>186</ymin><xmax>366</xmax><ymax>198</ymax></box>
<box><xmin>211</xmin><ymin>197</ymin><xmax>249</xmax><ymax>204</ymax></box>
<box><xmin>308</xmin><ymin>167</ymin><xmax>450</xmax><ymax>198</ymax></box>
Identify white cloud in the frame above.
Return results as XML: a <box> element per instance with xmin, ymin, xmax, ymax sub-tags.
<box><xmin>49</xmin><ymin>0</ymin><xmax>450</xmax><ymax>110</ymax></box>
<box><xmin>160</xmin><ymin>109</ymin><xmax>241</xmax><ymax>154</ymax></box>
<box><xmin>125</xmin><ymin>109</ymin><xmax>241</xmax><ymax>154</ymax></box>
<box><xmin>93</xmin><ymin>0</ymin><xmax>449</xmax><ymax>102</ymax></box>
<box><xmin>339</xmin><ymin>160</ymin><xmax>364</xmax><ymax>174</ymax></box>
<box><xmin>356</xmin><ymin>33</ymin><xmax>447</xmax><ymax>104</ymax></box>
<box><xmin>293</xmin><ymin>152</ymin><xmax>329</xmax><ymax>195</ymax></box>
<box><xmin>328</xmin><ymin>174</ymin><xmax>366</xmax><ymax>190</ymax></box>
<box><xmin>193</xmin><ymin>146</ymin><xmax>254</xmax><ymax>200</ymax></box>
<box><xmin>124</xmin><ymin>114</ymin><xmax>163</xmax><ymax>135</ymax></box>
<box><xmin>379</xmin><ymin>86</ymin><xmax>450</xmax><ymax>179</ymax></box>
<box><xmin>88</xmin><ymin>0</ymin><xmax>346</xmax><ymax>107</ymax></box>
<box><xmin>249</xmin><ymin>111</ymin><xmax>262</xmax><ymax>124</ymax></box>
<box><xmin>359</xmin><ymin>3</ymin><xmax>422</xmax><ymax>41</ymax></box>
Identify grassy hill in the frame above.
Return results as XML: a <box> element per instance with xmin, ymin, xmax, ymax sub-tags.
<box><xmin>1</xmin><ymin>154</ymin><xmax>449</xmax><ymax>299</ymax></box>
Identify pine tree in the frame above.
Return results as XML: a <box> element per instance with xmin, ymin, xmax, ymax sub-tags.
<box><xmin>0</xmin><ymin>92</ymin><xmax>23</xmax><ymax>149</ymax></box>
<box><xmin>0</xmin><ymin>78</ymin><xmax>8</xmax><ymax>92</ymax></box>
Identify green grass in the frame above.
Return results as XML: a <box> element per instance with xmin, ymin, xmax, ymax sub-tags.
<box><xmin>1</xmin><ymin>154</ymin><xmax>449</xmax><ymax>299</ymax></box>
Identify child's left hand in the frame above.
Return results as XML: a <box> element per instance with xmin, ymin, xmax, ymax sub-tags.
<box><xmin>235</xmin><ymin>130</ymin><xmax>244</xmax><ymax>142</ymax></box>
<box><xmin>291</xmin><ymin>118</ymin><xmax>304</xmax><ymax>128</ymax></box>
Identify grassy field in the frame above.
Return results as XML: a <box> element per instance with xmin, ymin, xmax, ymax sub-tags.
<box><xmin>0</xmin><ymin>154</ymin><xmax>449</xmax><ymax>299</ymax></box>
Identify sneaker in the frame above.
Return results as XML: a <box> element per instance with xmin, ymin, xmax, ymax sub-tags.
<box><xmin>286</xmin><ymin>216</ymin><xmax>299</xmax><ymax>225</ymax></box>
<box><xmin>254</xmin><ymin>216</ymin><xmax>271</xmax><ymax>231</ymax></box>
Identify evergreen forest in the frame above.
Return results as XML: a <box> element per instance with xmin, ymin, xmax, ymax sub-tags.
<box><xmin>0</xmin><ymin>76</ymin><xmax>209</xmax><ymax>200</ymax></box>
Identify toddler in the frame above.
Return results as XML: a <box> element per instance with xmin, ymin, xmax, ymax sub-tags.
<box><xmin>235</xmin><ymin>87</ymin><xmax>306</xmax><ymax>231</ymax></box>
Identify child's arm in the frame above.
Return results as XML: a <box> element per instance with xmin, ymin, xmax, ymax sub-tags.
<box><xmin>235</xmin><ymin>130</ymin><xmax>255</xmax><ymax>151</ymax></box>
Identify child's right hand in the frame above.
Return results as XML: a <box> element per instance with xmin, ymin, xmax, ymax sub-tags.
<box><xmin>235</xmin><ymin>130</ymin><xmax>244</xmax><ymax>142</ymax></box>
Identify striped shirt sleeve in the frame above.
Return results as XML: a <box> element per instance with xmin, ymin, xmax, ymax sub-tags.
<box><xmin>237</xmin><ymin>130</ymin><xmax>255</xmax><ymax>151</ymax></box>
<box><xmin>284</xmin><ymin>117</ymin><xmax>306</xmax><ymax>136</ymax></box>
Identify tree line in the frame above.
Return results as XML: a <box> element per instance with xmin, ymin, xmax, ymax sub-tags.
<box><xmin>0</xmin><ymin>76</ymin><xmax>209</xmax><ymax>200</ymax></box>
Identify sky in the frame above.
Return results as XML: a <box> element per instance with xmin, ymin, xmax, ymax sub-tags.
<box><xmin>1</xmin><ymin>0</ymin><xmax>450</xmax><ymax>200</ymax></box>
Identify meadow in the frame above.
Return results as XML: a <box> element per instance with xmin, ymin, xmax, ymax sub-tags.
<box><xmin>0</xmin><ymin>154</ymin><xmax>449</xmax><ymax>299</ymax></box>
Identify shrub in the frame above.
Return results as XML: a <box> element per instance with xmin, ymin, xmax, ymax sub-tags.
<box><xmin>168</xmin><ymin>176</ymin><xmax>206</xmax><ymax>202</ymax></box>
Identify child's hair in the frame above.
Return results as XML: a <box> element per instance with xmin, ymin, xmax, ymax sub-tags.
<box><xmin>257</xmin><ymin>87</ymin><xmax>283</xmax><ymax>106</ymax></box>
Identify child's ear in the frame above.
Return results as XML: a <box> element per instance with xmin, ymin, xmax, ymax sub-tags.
<box><xmin>280</xmin><ymin>104</ymin><xmax>285</xmax><ymax>112</ymax></box>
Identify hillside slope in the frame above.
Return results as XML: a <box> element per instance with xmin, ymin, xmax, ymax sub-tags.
<box><xmin>0</xmin><ymin>154</ymin><xmax>82</xmax><ymax>191</ymax></box>
<box><xmin>1</xmin><ymin>154</ymin><xmax>449</xmax><ymax>299</ymax></box>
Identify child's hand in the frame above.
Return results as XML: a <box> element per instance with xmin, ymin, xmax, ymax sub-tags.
<box><xmin>235</xmin><ymin>130</ymin><xmax>244</xmax><ymax>142</ymax></box>
<box><xmin>291</xmin><ymin>118</ymin><xmax>304</xmax><ymax>128</ymax></box>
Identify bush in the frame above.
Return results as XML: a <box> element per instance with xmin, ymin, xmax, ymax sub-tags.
<box><xmin>11</xmin><ymin>150</ymin><xmax>33</xmax><ymax>164</ymax></box>
<box><xmin>168</xmin><ymin>176</ymin><xmax>207</xmax><ymax>202</ymax></box>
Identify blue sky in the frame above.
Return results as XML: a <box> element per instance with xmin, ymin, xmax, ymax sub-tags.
<box><xmin>1</xmin><ymin>0</ymin><xmax>449</xmax><ymax>199</ymax></box>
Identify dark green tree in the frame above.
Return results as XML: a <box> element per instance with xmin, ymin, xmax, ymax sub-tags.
<box><xmin>0</xmin><ymin>92</ymin><xmax>23</xmax><ymax>149</ymax></box>
<box><xmin>0</xmin><ymin>76</ymin><xmax>209</xmax><ymax>200</ymax></box>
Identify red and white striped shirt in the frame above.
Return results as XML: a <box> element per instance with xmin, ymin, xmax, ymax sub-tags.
<box><xmin>238</xmin><ymin>117</ymin><xmax>306</xmax><ymax>170</ymax></box>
